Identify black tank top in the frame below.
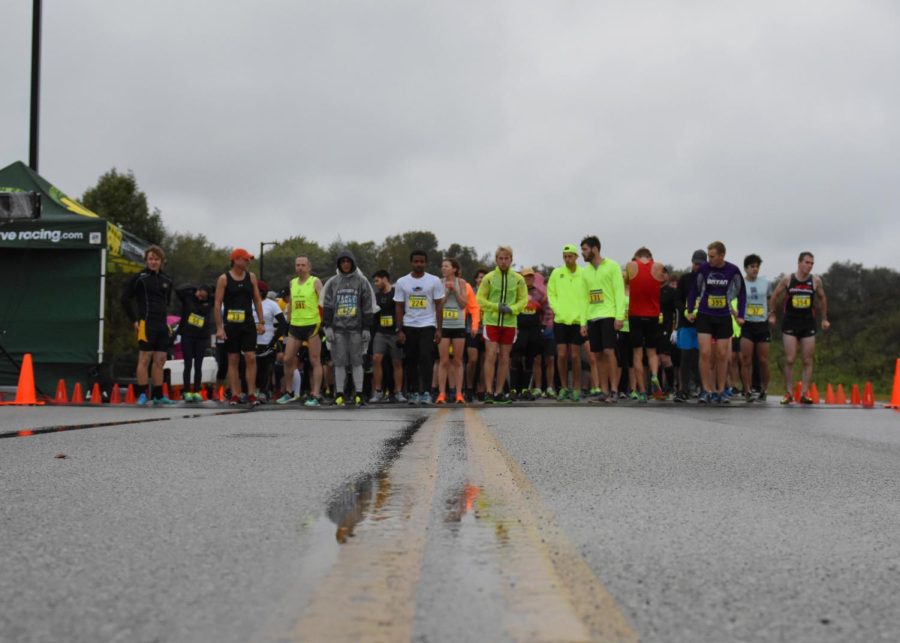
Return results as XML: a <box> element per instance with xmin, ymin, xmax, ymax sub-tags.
<box><xmin>784</xmin><ymin>274</ymin><xmax>815</xmax><ymax>319</ymax></box>
<box><xmin>224</xmin><ymin>271</ymin><xmax>254</xmax><ymax>327</ymax></box>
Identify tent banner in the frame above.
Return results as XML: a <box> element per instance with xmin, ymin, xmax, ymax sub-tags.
<box><xmin>0</xmin><ymin>219</ymin><xmax>105</xmax><ymax>249</ymax></box>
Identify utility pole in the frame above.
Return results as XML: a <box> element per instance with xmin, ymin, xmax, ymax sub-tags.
<box><xmin>30</xmin><ymin>0</ymin><xmax>42</xmax><ymax>171</ymax></box>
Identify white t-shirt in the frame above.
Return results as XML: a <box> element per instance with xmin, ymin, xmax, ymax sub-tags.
<box><xmin>394</xmin><ymin>273</ymin><xmax>444</xmax><ymax>328</ymax></box>
<box><xmin>253</xmin><ymin>298</ymin><xmax>282</xmax><ymax>345</ymax></box>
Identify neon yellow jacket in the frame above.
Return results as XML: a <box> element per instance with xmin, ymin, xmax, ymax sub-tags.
<box><xmin>547</xmin><ymin>265</ymin><xmax>584</xmax><ymax>325</ymax></box>
<box><xmin>477</xmin><ymin>268</ymin><xmax>527</xmax><ymax>328</ymax></box>
<box><xmin>580</xmin><ymin>258</ymin><xmax>626</xmax><ymax>324</ymax></box>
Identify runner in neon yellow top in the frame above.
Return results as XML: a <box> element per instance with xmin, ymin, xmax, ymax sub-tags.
<box><xmin>547</xmin><ymin>244</ymin><xmax>585</xmax><ymax>401</ymax></box>
<box><xmin>476</xmin><ymin>245</ymin><xmax>527</xmax><ymax>404</ymax></box>
<box><xmin>278</xmin><ymin>255</ymin><xmax>324</xmax><ymax>406</ymax></box>
<box><xmin>579</xmin><ymin>235</ymin><xmax>626</xmax><ymax>403</ymax></box>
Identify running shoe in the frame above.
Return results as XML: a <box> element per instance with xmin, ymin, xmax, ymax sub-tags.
<box><xmin>719</xmin><ymin>392</ymin><xmax>730</xmax><ymax>404</ymax></box>
<box><xmin>570</xmin><ymin>390</ymin><xmax>581</xmax><ymax>402</ymax></box>
<box><xmin>455</xmin><ymin>393</ymin><xmax>466</xmax><ymax>404</ymax></box>
<box><xmin>710</xmin><ymin>392</ymin><xmax>722</xmax><ymax>404</ymax></box>
<box><xmin>673</xmin><ymin>391</ymin><xmax>688</xmax><ymax>403</ymax></box>
<box><xmin>605</xmin><ymin>392</ymin><xmax>619</xmax><ymax>404</ymax></box>
<box><xmin>394</xmin><ymin>391</ymin><xmax>408</xmax><ymax>404</ymax></box>
<box><xmin>247</xmin><ymin>394</ymin><xmax>260</xmax><ymax>407</ymax></box>
<box><xmin>544</xmin><ymin>387</ymin><xmax>556</xmax><ymax>399</ymax></box>
<box><xmin>304</xmin><ymin>397</ymin><xmax>320</xmax><ymax>407</ymax></box>
<box><xmin>519</xmin><ymin>389</ymin><xmax>533</xmax><ymax>401</ymax></box>
<box><xmin>276</xmin><ymin>392</ymin><xmax>296</xmax><ymax>405</ymax></box>
<box><xmin>758</xmin><ymin>390</ymin><xmax>767</xmax><ymax>402</ymax></box>
<box><xmin>698</xmin><ymin>391</ymin><xmax>710</xmax><ymax>405</ymax></box>
<box><xmin>484</xmin><ymin>393</ymin><xmax>495</xmax><ymax>405</ymax></box>
<box><xmin>629</xmin><ymin>391</ymin><xmax>640</xmax><ymax>402</ymax></box>
<box><xmin>780</xmin><ymin>393</ymin><xmax>793</xmax><ymax>405</ymax></box>
<box><xmin>334</xmin><ymin>394</ymin><xmax>345</xmax><ymax>406</ymax></box>
<box><xmin>743</xmin><ymin>391</ymin><xmax>753</xmax><ymax>403</ymax></box>
<box><xmin>494</xmin><ymin>393</ymin><xmax>513</xmax><ymax>405</ymax></box>
<box><xmin>137</xmin><ymin>392</ymin><xmax>149</xmax><ymax>407</ymax></box>
<box><xmin>369</xmin><ymin>391</ymin><xmax>384</xmax><ymax>404</ymax></box>
<box><xmin>799</xmin><ymin>394</ymin><xmax>814</xmax><ymax>405</ymax></box>
<box><xmin>408</xmin><ymin>392</ymin><xmax>419</xmax><ymax>405</ymax></box>
<box><xmin>354</xmin><ymin>394</ymin><xmax>363</xmax><ymax>407</ymax></box>
<box><xmin>153</xmin><ymin>396</ymin><xmax>176</xmax><ymax>406</ymax></box>
<box><xmin>722</xmin><ymin>388</ymin><xmax>734</xmax><ymax>400</ymax></box>
<box><xmin>650</xmin><ymin>377</ymin><xmax>662</xmax><ymax>397</ymax></box>
<box><xmin>228</xmin><ymin>395</ymin><xmax>240</xmax><ymax>406</ymax></box>
<box><xmin>530</xmin><ymin>388</ymin><xmax>543</xmax><ymax>399</ymax></box>
<box><xmin>421</xmin><ymin>392</ymin><xmax>432</xmax><ymax>405</ymax></box>
<box><xmin>435</xmin><ymin>392</ymin><xmax>447</xmax><ymax>405</ymax></box>
<box><xmin>638</xmin><ymin>392</ymin><xmax>648</xmax><ymax>404</ymax></box>
<box><xmin>556</xmin><ymin>387</ymin><xmax>569</xmax><ymax>401</ymax></box>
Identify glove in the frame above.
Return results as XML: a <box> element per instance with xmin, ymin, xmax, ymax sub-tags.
<box><xmin>670</xmin><ymin>330</ymin><xmax>677</xmax><ymax>344</ymax></box>
<box><xmin>324</xmin><ymin>327</ymin><xmax>335</xmax><ymax>344</ymax></box>
<box><xmin>361</xmin><ymin>330</ymin><xmax>371</xmax><ymax>345</ymax></box>
<box><xmin>499</xmin><ymin>303</ymin><xmax>513</xmax><ymax>315</ymax></box>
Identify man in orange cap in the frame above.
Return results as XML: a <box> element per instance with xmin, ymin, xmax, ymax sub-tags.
<box><xmin>214</xmin><ymin>248</ymin><xmax>266</xmax><ymax>406</ymax></box>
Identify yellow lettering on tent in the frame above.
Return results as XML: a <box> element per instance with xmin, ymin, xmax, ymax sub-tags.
<box><xmin>107</xmin><ymin>223</ymin><xmax>123</xmax><ymax>256</ymax></box>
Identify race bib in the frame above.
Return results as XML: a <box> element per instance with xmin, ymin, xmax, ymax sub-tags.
<box><xmin>336</xmin><ymin>305</ymin><xmax>357</xmax><ymax>318</ymax></box>
<box><xmin>658</xmin><ymin>312</ymin><xmax>664</xmax><ymax>324</ymax></box>
<box><xmin>792</xmin><ymin>294</ymin><xmax>812</xmax><ymax>309</ymax></box>
<box><xmin>380</xmin><ymin>315</ymin><xmax>394</xmax><ymax>328</ymax></box>
<box><xmin>589</xmin><ymin>289</ymin><xmax>604</xmax><ymax>304</ymax></box>
<box><xmin>707</xmin><ymin>295</ymin><xmax>727</xmax><ymax>309</ymax></box>
<box><xmin>747</xmin><ymin>304</ymin><xmax>765</xmax><ymax>317</ymax></box>
<box><xmin>522</xmin><ymin>307</ymin><xmax>537</xmax><ymax>315</ymax></box>
<box><xmin>293</xmin><ymin>300</ymin><xmax>306</xmax><ymax>310</ymax></box>
<box><xmin>187</xmin><ymin>313</ymin><xmax>206</xmax><ymax>328</ymax></box>
<box><xmin>443</xmin><ymin>309</ymin><xmax>460</xmax><ymax>320</ymax></box>
<box><xmin>226</xmin><ymin>309</ymin><xmax>246</xmax><ymax>323</ymax></box>
<box><xmin>409</xmin><ymin>295</ymin><xmax>427</xmax><ymax>309</ymax></box>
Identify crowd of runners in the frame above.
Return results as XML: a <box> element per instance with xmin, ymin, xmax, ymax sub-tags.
<box><xmin>121</xmin><ymin>238</ymin><xmax>829</xmax><ymax>407</ymax></box>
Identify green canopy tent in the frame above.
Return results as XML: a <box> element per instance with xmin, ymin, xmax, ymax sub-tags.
<box><xmin>0</xmin><ymin>161</ymin><xmax>149</xmax><ymax>394</ymax></box>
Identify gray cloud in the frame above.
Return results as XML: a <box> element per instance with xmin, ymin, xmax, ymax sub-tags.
<box><xmin>3</xmin><ymin>1</ymin><xmax>899</xmax><ymax>277</ymax></box>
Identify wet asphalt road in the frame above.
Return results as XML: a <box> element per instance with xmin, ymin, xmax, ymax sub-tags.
<box><xmin>1</xmin><ymin>401</ymin><xmax>899</xmax><ymax>642</ymax></box>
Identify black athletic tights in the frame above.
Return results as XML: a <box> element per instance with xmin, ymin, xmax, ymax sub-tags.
<box><xmin>403</xmin><ymin>326</ymin><xmax>435</xmax><ymax>395</ymax></box>
<box><xmin>181</xmin><ymin>335</ymin><xmax>207</xmax><ymax>390</ymax></box>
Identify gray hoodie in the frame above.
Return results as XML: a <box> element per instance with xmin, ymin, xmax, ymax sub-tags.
<box><xmin>321</xmin><ymin>250</ymin><xmax>374</xmax><ymax>332</ymax></box>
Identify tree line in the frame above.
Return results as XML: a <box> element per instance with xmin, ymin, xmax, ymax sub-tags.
<box><xmin>84</xmin><ymin>169</ymin><xmax>900</xmax><ymax>393</ymax></box>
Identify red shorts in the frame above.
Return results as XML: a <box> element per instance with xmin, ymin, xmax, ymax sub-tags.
<box><xmin>483</xmin><ymin>325</ymin><xmax>517</xmax><ymax>345</ymax></box>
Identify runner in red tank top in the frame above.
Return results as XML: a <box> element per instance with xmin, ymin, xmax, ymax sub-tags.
<box><xmin>625</xmin><ymin>247</ymin><xmax>667</xmax><ymax>401</ymax></box>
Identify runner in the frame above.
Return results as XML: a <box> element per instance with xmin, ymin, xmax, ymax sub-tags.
<box><xmin>511</xmin><ymin>267</ymin><xmax>547</xmax><ymax>400</ymax></box>
<box><xmin>477</xmin><ymin>246</ymin><xmax>528</xmax><ymax>404</ymax></box>
<box><xmin>121</xmin><ymin>245</ymin><xmax>175</xmax><ymax>406</ymax></box>
<box><xmin>321</xmin><ymin>250</ymin><xmax>374</xmax><ymax>407</ymax></box>
<box><xmin>740</xmin><ymin>254</ymin><xmax>771</xmax><ymax>401</ymax></box>
<box><xmin>540</xmin><ymin>276</ymin><xmax>557</xmax><ymax>399</ymax></box>
<box><xmin>465</xmin><ymin>268</ymin><xmax>489</xmax><ymax>401</ymax></box>
<box><xmin>579</xmin><ymin>236</ymin><xmax>626</xmax><ymax>403</ymax></box>
<box><xmin>213</xmin><ymin>248</ymin><xmax>266</xmax><ymax>406</ymax></box>
<box><xmin>657</xmin><ymin>269</ymin><xmax>678</xmax><ymax>394</ymax></box>
<box><xmin>369</xmin><ymin>270</ymin><xmax>406</xmax><ymax>403</ymax></box>
<box><xmin>175</xmin><ymin>283</ymin><xmax>212</xmax><ymax>402</ymax></box>
<box><xmin>685</xmin><ymin>241</ymin><xmax>746</xmax><ymax>404</ymax></box>
<box><xmin>547</xmin><ymin>244</ymin><xmax>585</xmax><ymax>402</ymax></box>
<box><xmin>394</xmin><ymin>250</ymin><xmax>444</xmax><ymax>405</ymax></box>
<box><xmin>673</xmin><ymin>250</ymin><xmax>706</xmax><ymax>402</ymax></box>
<box><xmin>625</xmin><ymin>247</ymin><xmax>667</xmax><ymax>402</ymax></box>
<box><xmin>252</xmin><ymin>281</ymin><xmax>287</xmax><ymax>402</ymax></box>
<box><xmin>768</xmin><ymin>251</ymin><xmax>830</xmax><ymax>405</ymax></box>
<box><xmin>436</xmin><ymin>258</ymin><xmax>470</xmax><ymax>404</ymax></box>
<box><xmin>277</xmin><ymin>256</ymin><xmax>324</xmax><ymax>406</ymax></box>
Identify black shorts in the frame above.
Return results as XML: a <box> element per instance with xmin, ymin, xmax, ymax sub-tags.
<box><xmin>225</xmin><ymin>324</ymin><xmax>257</xmax><ymax>353</ymax></box>
<box><xmin>289</xmin><ymin>324</ymin><xmax>319</xmax><ymax>341</ymax></box>
<box><xmin>782</xmin><ymin>317</ymin><xmax>816</xmax><ymax>339</ymax></box>
<box><xmin>741</xmin><ymin>321</ymin><xmax>771</xmax><ymax>344</ymax></box>
<box><xmin>542</xmin><ymin>328</ymin><xmax>556</xmax><ymax>358</ymax></box>
<box><xmin>587</xmin><ymin>318</ymin><xmax>617</xmax><ymax>351</ymax></box>
<box><xmin>696</xmin><ymin>314</ymin><xmax>733</xmax><ymax>340</ymax></box>
<box><xmin>617</xmin><ymin>332</ymin><xmax>633</xmax><ymax>367</ymax></box>
<box><xmin>628</xmin><ymin>316</ymin><xmax>660</xmax><ymax>349</ymax></box>
<box><xmin>553</xmin><ymin>322</ymin><xmax>584</xmax><ymax>346</ymax></box>
<box><xmin>138</xmin><ymin>322</ymin><xmax>171</xmax><ymax>352</ymax></box>
<box><xmin>442</xmin><ymin>327</ymin><xmax>467</xmax><ymax>340</ymax></box>
<box><xmin>656</xmin><ymin>329</ymin><xmax>673</xmax><ymax>355</ymax></box>
<box><xmin>731</xmin><ymin>337</ymin><xmax>741</xmax><ymax>353</ymax></box>
<box><xmin>466</xmin><ymin>330</ymin><xmax>485</xmax><ymax>351</ymax></box>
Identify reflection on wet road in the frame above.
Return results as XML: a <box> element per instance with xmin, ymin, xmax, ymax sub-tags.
<box><xmin>288</xmin><ymin>409</ymin><xmax>636</xmax><ymax>643</ymax></box>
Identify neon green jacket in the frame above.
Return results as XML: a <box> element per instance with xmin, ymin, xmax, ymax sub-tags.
<box><xmin>477</xmin><ymin>267</ymin><xmax>527</xmax><ymax>328</ymax></box>
<box><xmin>547</xmin><ymin>265</ymin><xmax>584</xmax><ymax>325</ymax></box>
<box><xmin>580</xmin><ymin>258</ymin><xmax>626</xmax><ymax>324</ymax></box>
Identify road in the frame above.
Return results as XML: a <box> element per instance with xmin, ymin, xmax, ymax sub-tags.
<box><xmin>1</xmin><ymin>401</ymin><xmax>899</xmax><ymax>642</ymax></box>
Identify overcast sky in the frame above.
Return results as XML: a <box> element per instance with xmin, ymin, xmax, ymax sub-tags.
<box><xmin>3</xmin><ymin>1</ymin><xmax>899</xmax><ymax>274</ymax></box>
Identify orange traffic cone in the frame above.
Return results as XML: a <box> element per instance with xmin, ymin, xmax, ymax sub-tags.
<box><xmin>71</xmin><ymin>382</ymin><xmax>85</xmax><ymax>404</ymax></box>
<box><xmin>836</xmin><ymin>384</ymin><xmax>847</xmax><ymax>405</ymax></box>
<box><xmin>809</xmin><ymin>383</ymin><xmax>820</xmax><ymax>404</ymax></box>
<box><xmin>200</xmin><ymin>388</ymin><xmax>209</xmax><ymax>401</ymax></box>
<box><xmin>162</xmin><ymin>383</ymin><xmax>170</xmax><ymax>399</ymax></box>
<box><xmin>110</xmin><ymin>384</ymin><xmax>121</xmax><ymax>405</ymax></box>
<box><xmin>90</xmin><ymin>382</ymin><xmax>103</xmax><ymax>405</ymax></box>
<box><xmin>54</xmin><ymin>379</ymin><xmax>69</xmax><ymax>404</ymax></box>
<box><xmin>12</xmin><ymin>353</ymin><xmax>39</xmax><ymax>405</ymax></box>
<box><xmin>172</xmin><ymin>386</ymin><xmax>182</xmax><ymax>401</ymax></box>
<box><xmin>850</xmin><ymin>384</ymin><xmax>861</xmax><ymax>405</ymax></box>
<box><xmin>793</xmin><ymin>381</ymin><xmax>802</xmax><ymax>402</ymax></box>
<box><xmin>888</xmin><ymin>359</ymin><xmax>900</xmax><ymax>409</ymax></box>
<box><xmin>863</xmin><ymin>382</ymin><xmax>875</xmax><ymax>408</ymax></box>
<box><xmin>125</xmin><ymin>384</ymin><xmax>136</xmax><ymax>404</ymax></box>
<box><xmin>825</xmin><ymin>383</ymin><xmax>835</xmax><ymax>405</ymax></box>
<box><xmin>217</xmin><ymin>385</ymin><xmax>225</xmax><ymax>402</ymax></box>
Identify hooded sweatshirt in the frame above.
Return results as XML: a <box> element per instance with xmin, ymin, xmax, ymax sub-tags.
<box><xmin>321</xmin><ymin>250</ymin><xmax>374</xmax><ymax>332</ymax></box>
